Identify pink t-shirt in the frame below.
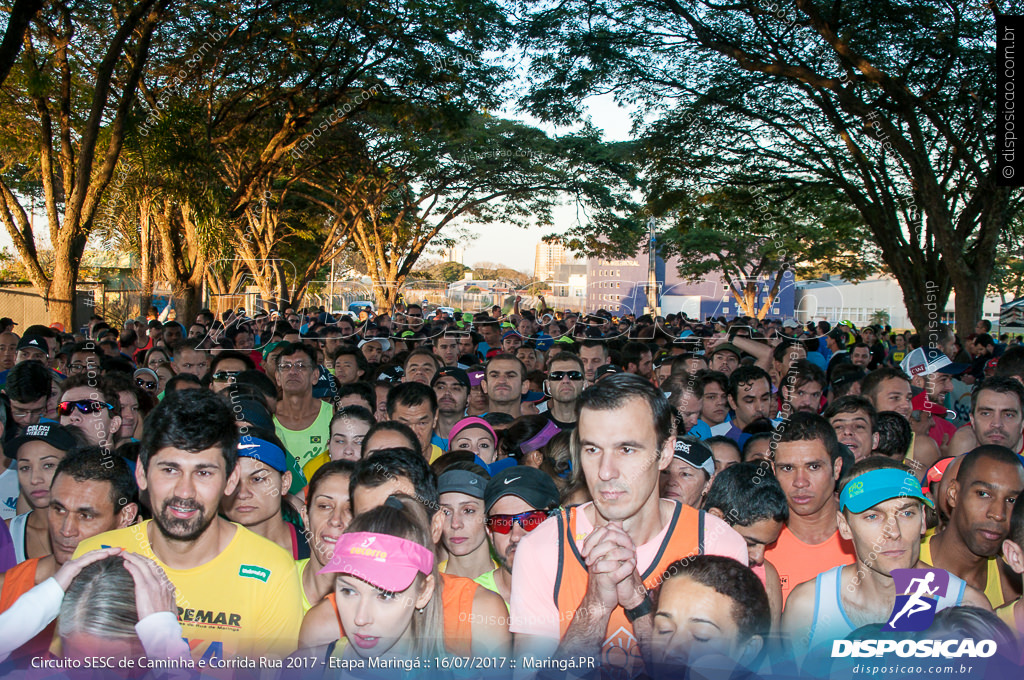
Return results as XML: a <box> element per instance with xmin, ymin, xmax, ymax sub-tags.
<box><xmin>509</xmin><ymin>500</ymin><xmax>749</xmax><ymax>639</ymax></box>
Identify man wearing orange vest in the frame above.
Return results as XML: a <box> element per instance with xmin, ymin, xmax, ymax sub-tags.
<box><xmin>510</xmin><ymin>373</ymin><xmax>748</xmax><ymax>677</ymax></box>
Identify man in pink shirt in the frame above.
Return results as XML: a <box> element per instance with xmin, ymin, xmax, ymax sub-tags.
<box><xmin>510</xmin><ymin>373</ymin><xmax>748</xmax><ymax>676</ymax></box>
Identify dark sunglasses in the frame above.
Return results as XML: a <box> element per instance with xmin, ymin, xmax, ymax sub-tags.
<box><xmin>212</xmin><ymin>371</ymin><xmax>240</xmax><ymax>383</ymax></box>
<box><xmin>135</xmin><ymin>378</ymin><xmax>157</xmax><ymax>390</ymax></box>
<box><xmin>57</xmin><ymin>400</ymin><xmax>114</xmax><ymax>416</ymax></box>
<box><xmin>548</xmin><ymin>370</ymin><xmax>584</xmax><ymax>381</ymax></box>
<box><xmin>486</xmin><ymin>510</ymin><xmax>551</xmax><ymax>535</ymax></box>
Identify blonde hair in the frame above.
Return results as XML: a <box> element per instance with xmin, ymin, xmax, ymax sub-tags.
<box><xmin>341</xmin><ymin>495</ymin><xmax>444</xmax><ymax>658</ymax></box>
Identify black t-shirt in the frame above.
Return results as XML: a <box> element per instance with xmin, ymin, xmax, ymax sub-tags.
<box><xmin>543</xmin><ymin>411</ymin><xmax>577</xmax><ymax>431</ymax></box>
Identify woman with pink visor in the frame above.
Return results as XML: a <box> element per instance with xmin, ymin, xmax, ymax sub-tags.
<box><xmin>447</xmin><ymin>417</ymin><xmax>517</xmax><ymax>475</ymax></box>
<box><xmin>314</xmin><ymin>495</ymin><xmax>444</xmax><ymax>666</ymax></box>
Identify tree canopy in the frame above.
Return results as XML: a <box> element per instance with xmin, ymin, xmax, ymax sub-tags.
<box><xmin>516</xmin><ymin>0</ymin><xmax>1013</xmax><ymax>335</ymax></box>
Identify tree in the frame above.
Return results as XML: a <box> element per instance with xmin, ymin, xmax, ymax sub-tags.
<box><xmin>0</xmin><ymin>0</ymin><xmax>45</xmax><ymax>87</ymax></box>
<box><xmin>427</xmin><ymin>261</ymin><xmax>472</xmax><ymax>283</ymax></box>
<box><xmin>472</xmin><ymin>262</ymin><xmax>533</xmax><ymax>287</ymax></box>
<box><xmin>988</xmin><ymin>216</ymin><xmax>1024</xmax><ymax>304</ymax></box>
<box><xmin>131</xmin><ymin>0</ymin><xmax>517</xmax><ymax>313</ymax></box>
<box><xmin>869</xmin><ymin>310</ymin><xmax>891</xmax><ymax>327</ymax></box>
<box><xmin>653</xmin><ymin>185</ymin><xmax>878</xmax><ymax>318</ymax></box>
<box><xmin>0</xmin><ymin>0</ymin><xmax>171</xmax><ymax>327</ymax></box>
<box><xmin>300</xmin><ymin>113</ymin><xmax>637</xmax><ymax>311</ymax></box>
<box><xmin>517</xmin><ymin>0</ymin><xmax>1013</xmax><ymax>337</ymax></box>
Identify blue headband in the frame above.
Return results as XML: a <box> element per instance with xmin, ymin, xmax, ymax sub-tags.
<box><xmin>237</xmin><ymin>437</ymin><xmax>288</xmax><ymax>473</ymax></box>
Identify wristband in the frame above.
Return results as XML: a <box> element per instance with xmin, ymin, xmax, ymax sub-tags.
<box><xmin>624</xmin><ymin>591</ymin><xmax>653</xmax><ymax>623</ymax></box>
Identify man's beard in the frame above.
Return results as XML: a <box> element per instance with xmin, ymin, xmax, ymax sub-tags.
<box><xmin>154</xmin><ymin>496</ymin><xmax>215</xmax><ymax>542</ymax></box>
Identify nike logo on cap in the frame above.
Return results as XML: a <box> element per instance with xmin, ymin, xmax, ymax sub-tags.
<box><xmin>503</xmin><ymin>477</ymin><xmax>521</xmax><ymax>485</ymax></box>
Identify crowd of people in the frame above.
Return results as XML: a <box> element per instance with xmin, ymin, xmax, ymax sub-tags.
<box><xmin>0</xmin><ymin>303</ymin><xmax>1021</xmax><ymax>679</ymax></box>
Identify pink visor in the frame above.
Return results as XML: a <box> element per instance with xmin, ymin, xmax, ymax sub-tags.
<box><xmin>448</xmin><ymin>417</ymin><xmax>497</xmax><ymax>446</ymax></box>
<box><xmin>318</xmin><ymin>532</ymin><xmax>434</xmax><ymax>592</ymax></box>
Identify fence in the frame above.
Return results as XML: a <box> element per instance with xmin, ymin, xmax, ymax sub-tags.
<box><xmin>0</xmin><ymin>283</ymin><xmax>98</xmax><ymax>331</ymax></box>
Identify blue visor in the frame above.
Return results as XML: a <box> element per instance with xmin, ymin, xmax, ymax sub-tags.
<box><xmin>840</xmin><ymin>468</ymin><xmax>934</xmax><ymax>513</ymax></box>
<box><xmin>237</xmin><ymin>437</ymin><xmax>289</xmax><ymax>473</ymax></box>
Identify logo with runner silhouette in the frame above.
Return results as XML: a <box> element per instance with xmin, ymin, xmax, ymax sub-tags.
<box><xmin>884</xmin><ymin>568</ymin><xmax>950</xmax><ymax>632</ymax></box>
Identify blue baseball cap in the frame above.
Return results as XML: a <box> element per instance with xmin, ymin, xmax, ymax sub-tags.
<box><xmin>237</xmin><ymin>437</ymin><xmax>289</xmax><ymax>473</ymax></box>
<box><xmin>839</xmin><ymin>468</ymin><xmax>934</xmax><ymax>513</ymax></box>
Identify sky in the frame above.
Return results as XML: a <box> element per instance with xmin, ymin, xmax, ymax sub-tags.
<box><xmin>459</xmin><ymin>92</ymin><xmax>637</xmax><ymax>274</ymax></box>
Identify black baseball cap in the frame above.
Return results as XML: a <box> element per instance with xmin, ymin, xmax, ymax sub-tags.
<box><xmin>672</xmin><ymin>435</ymin><xmax>715</xmax><ymax>477</ymax></box>
<box><xmin>484</xmin><ymin>466</ymin><xmax>560</xmax><ymax>513</ymax></box>
<box><xmin>377</xmin><ymin>365</ymin><xmax>405</xmax><ymax>383</ymax></box>
<box><xmin>707</xmin><ymin>343</ymin><xmax>742</xmax><ymax>360</ymax></box>
<box><xmin>16</xmin><ymin>335</ymin><xmax>48</xmax><ymax>353</ymax></box>
<box><xmin>235</xmin><ymin>398</ymin><xmax>275</xmax><ymax>431</ymax></box>
<box><xmin>432</xmin><ymin>367</ymin><xmax>470</xmax><ymax>389</ymax></box>
<box><xmin>594</xmin><ymin>364</ymin><xmax>621</xmax><ymax>381</ymax></box>
<box><xmin>5</xmin><ymin>423</ymin><xmax>78</xmax><ymax>459</ymax></box>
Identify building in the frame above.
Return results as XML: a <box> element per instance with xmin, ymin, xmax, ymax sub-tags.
<box><xmin>795</xmin><ymin>275</ymin><xmax>1003</xmax><ymax>331</ymax></box>
<box><xmin>534</xmin><ymin>242</ymin><xmax>569</xmax><ymax>281</ymax></box>
<box><xmin>586</xmin><ymin>254</ymin><xmax>795</xmax><ymax>319</ymax></box>
<box><xmin>445</xmin><ymin>246</ymin><xmax>464</xmax><ymax>264</ymax></box>
<box><xmin>549</xmin><ymin>263</ymin><xmax>587</xmax><ymax>299</ymax></box>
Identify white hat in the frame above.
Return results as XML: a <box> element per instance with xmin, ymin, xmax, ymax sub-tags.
<box><xmin>358</xmin><ymin>337</ymin><xmax>392</xmax><ymax>352</ymax></box>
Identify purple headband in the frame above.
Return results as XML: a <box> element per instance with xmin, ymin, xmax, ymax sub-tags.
<box><xmin>520</xmin><ymin>420</ymin><xmax>562</xmax><ymax>455</ymax></box>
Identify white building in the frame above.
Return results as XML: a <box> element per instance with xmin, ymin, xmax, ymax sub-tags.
<box><xmin>535</xmin><ymin>243</ymin><xmax>569</xmax><ymax>281</ymax></box>
<box><xmin>795</xmin><ymin>275</ymin><xmax>1002</xmax><ymax>331</ymax></box>
<box><xmin>446</xmin><ymin>246</ymin><xmax>464</xmax><ymax>264</ymax></box>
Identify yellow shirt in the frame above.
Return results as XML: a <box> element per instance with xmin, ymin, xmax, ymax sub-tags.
<box><xmin>296</xmin><ymin>558</ymin><xmax>314</xmax><ymax>614</ymax></box>
<box><xmin>75</xmin><ymin>520</ymin><xmax>303</xmax><ymax>661</ymax></box>
<box><xmin>995</xmin><ymin>599</ymin><xmax>1024</xmax><ymax>662</ymax></box>
<box><xmin>920</xmin><ymin>530</ymin><xmax>1007</xmax><ymax>608</ymax></box>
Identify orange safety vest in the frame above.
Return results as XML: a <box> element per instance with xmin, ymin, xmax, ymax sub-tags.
<box><xmin>553</xmin><ymin>503</ymin><xmax>703</xmax><ymax>676</ymax></box>
<box><xmin>326</xmin><ymin>572</ymin><xmax>476</xmax><ymax>656</ymax></box>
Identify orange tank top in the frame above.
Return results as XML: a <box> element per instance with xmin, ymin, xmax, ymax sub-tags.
<box><xmin>326</xmin><ymin>572</ymin><xmax>476</xmax><ymax>656</ymax></box>
<box><xmin>0</xmin><ymin>558</ymin><xmax>54</xmax><ymax>659</ymax></box>
<box><xmin>554</xmin><ymin>503</ymin><xmax>700</xmax><ymax>677</ymax></box>
<box><xmin>764</xmin><ymin>524</ymin><xmax>855</xmax><ymax>606</ymax></box>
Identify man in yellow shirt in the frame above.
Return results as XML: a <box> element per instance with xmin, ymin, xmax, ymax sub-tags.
<box><xmin>923</xmin><ymin>445</ymin><xmax>1024</xmax><ymax>608</ymax></box>
<box><xmin>76</xmin><ymin>390</ymin><xmax>303</xmax><ymax>663</ymax></box>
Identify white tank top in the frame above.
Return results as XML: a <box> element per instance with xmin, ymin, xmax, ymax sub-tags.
<box><xmin>807</xmin><ymin>565</ymin><xmax>966</xmax><ymax>650</ymax></box>
<box><xmin>10</xmin><ymin>512</ymin><xmax>28</xmax><ymax>564</ymax></box>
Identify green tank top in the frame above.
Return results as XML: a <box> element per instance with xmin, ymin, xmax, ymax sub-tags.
<box><xmin>473</xmin><ymin>568</ymin><xmax>510</xmax><ymax>612</ymax></box>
